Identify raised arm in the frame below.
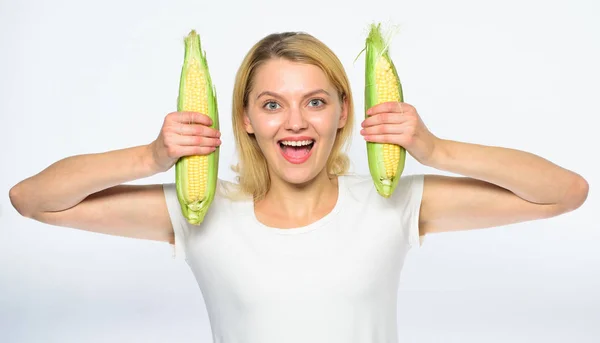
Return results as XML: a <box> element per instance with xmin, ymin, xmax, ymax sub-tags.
<box><xmin>419</xmin><ymin>140</ymin><xmax>588</xmax><ymax>234</ymax></box>
<box><xmin>8</xmin><ymin>111</ymin><xmax>221</xmax><ymax>243</ymax></box>
<box><xmin>8</xmin><ymin>144</ymin><xmax>175</xmax><ymax>242</ymax></box>
<box><xmin>361</xmin><ymin>101</ymin><xmax>589</xmax><ymax>236</ymax></box>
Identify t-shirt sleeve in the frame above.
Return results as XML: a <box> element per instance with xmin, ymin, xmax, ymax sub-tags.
<box><xmin>392</xmin><ymin>174</ymin><xmax>426</xmax><ymax>249</ymax></box>
<box><xmin>162</xmin><ymin>183</ymin><xmax>190</xmax><ymax>260</ymax></box>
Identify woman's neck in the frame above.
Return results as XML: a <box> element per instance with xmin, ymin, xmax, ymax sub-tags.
<box><xmin>255</xmin><ymin>170</ymin><xmax>339</xmax><ymax>228</ymax></box>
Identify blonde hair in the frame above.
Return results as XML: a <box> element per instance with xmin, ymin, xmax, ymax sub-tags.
<box><xmin>228</xmin><ymin>32</ymin><xmax>355</xmax><ymax>201</ymax></box>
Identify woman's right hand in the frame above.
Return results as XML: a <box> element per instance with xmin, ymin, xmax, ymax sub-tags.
<box><xmin>147</xmin><ymin>111</ymin><xmax>221</xmax><ymax>173</ymax></box>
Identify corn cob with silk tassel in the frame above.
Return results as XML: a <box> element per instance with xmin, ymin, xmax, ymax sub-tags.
<box><xmin>175</xmin><ymin>30</ymin><xmax>220</xmax><ymax>225</ymax></box>
<box><xmin>363</xmin><ymin>23</ymin><xmax>406</xmax><ymax>198</ymax></box>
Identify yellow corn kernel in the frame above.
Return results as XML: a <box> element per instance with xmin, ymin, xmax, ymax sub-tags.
<box><xmin>182</xmin><ymin>58</ymin><xmax>209</xmax><ymax>116</ymax></box>
<box><xmin>375</xmin><ymin>56</ymin><xmax>402</xmax><ymax>179</ymax></box>
<box><xmin>181</xmin><ymin>58</ymin><xmax>209</xmax><ymax>204</ymax></box>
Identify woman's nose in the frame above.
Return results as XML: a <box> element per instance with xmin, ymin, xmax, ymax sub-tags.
<box><xmin>285</xmin><ymin>107</ymin><xmax>308</xmax><ymax>131</ymax></box>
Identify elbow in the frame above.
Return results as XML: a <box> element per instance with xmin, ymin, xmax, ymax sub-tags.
<box><xmin>9</xmin><ymin>184</ymin><xmax>34</xmax><ymax>218</ymax></box>
<box><xmin>558</xmin><ymin>174</ymin><xmax>589</xmax><ymax>213</ymax></box>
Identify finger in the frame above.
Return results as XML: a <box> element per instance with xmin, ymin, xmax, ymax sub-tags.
<box><xmin>174</xmin><ymin>135</ymin><xmax>222</xmax><ymax>147</ymax></box>
<box><xmin>360</xmin><ymin>124</ymin><xmax>406</xmax><ymax>136</ymax></box>
<box><xmin>175</xmin><ymin>123</ymin><xmax>221</xmax><ymax>137</ymax></box>
<box><xmin>362</xmin><ymin>134</ymin><xmax>402</xmax><ymax>145</ymax></box>
<box><xmin>366</xmin><ymin>102</ymin><xmax>411</xmax><ymax>116</ymax></box>
<box><xmin>178</xmin><ymin>146</ymin><xmax>217</xmax><ymax>157</ymax></box>
<box><xmin>169</xmin><ymin>111</ymin><xmax>214</xmax><ymax>126</ymax></box>
<box><xmin>361</xmin><ymin>112</ymin><xmax>409</xmax><ymax>127</ymax></box>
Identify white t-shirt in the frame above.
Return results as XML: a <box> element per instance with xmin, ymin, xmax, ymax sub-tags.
<box><xmin>162</xmin><ymin>173</ymin><xmax>425</xmax><ymax>343</ymax></box>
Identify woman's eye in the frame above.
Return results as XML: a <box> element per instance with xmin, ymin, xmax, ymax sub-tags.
<box><xmin>308</xmin><ymin>99</ymin><xmax>325</xmax><ymax>107</ymax></box>
<box><xmin>264</xmin><ymin>101</ymin><xmax>280</xmax><ymax>110</ymax></box>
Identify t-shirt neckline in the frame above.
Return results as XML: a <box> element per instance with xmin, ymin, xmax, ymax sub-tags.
<box><xmin>247</xmin><ymin>175</ymin><xmax>347</xmax><ymax>235</ymax></box>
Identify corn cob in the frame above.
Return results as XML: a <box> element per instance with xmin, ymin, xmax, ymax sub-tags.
<box><xmin>364</xmin><ymin>23</ymin><xmax>406</xmax><ymax>198</ymax></box>
<box><xmin>175</xmin><ymin>30</ymin><xmax>220</xmax><ymax>225</ymax></box>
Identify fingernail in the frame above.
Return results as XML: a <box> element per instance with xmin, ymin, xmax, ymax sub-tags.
<box><xmin>360</xmin><ymin>129</ymin><xmax>365</xmax><ymax>134</ymax></box>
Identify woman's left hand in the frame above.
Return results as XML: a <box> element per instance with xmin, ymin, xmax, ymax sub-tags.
<box><xmin>360</xmin><ymin>102</ymin><xmax>441</xmax><ymax>166</ymax></box>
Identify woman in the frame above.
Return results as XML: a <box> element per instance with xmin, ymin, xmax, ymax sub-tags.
<box><xmin>9</xmin><ymin>32</ymin><xmax>588</xmax><ymax>342</ymax></box>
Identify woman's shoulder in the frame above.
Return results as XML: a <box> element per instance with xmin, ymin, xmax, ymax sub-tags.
<box><xmin>339</xmin><ymin>172</ymin><xmax>424</xmax><ymax>190</ymax></box>
<box><xmin>339</xmin><ymin>172</ymin><xmax>425</xmax><ymax>203</ymax></box>
<box><xmin>215</xmin><ymin>178</ymin><xmax>252</xmax><ymax>202</ymax></box>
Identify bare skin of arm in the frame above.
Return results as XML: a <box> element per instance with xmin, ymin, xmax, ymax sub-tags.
<box><xmin>8</xmin><ymin>111</ymin><xmax>221</xmax><ymax>245</ymax></box>
<box><xmin>419</xmin><ymin>139</ymin><xmax>589</xmax><ymax>234</ymax></box>
<box><xmin>8</xmin><ymin>145</ymin><xmax>175</xmax><ymax>243</ymax></box>
<box><xmin>361</xmin><ymin>101</ymin><xmax>589</xmax><ymax>235</ymax></box>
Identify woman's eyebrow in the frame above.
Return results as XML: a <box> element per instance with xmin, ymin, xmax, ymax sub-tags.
<box><xmin>255</xmin><ymin>89</ymin><xmax>331</xmax><ymax>101</ymax></box>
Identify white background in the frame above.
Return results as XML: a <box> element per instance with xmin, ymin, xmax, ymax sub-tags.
<box><xmin>1</xmin><ymin>0</ymin><xmax>598</xmax><ymax>342</ymax></box>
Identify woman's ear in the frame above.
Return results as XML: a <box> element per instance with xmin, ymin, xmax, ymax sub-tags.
<box><xmin>243</xmin><ymin>111</ymin><xmax>255</xmax><ymax>134</ymax></box>
<box><xmin>338</xmin><ymin>94</ymin><xmax>349</xmax><ymax>129</ymax></box>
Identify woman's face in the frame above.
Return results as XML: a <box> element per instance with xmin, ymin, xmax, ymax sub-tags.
<box><xmin>244</xmin><ymin>58</ymin><xmax>348</xmax><ymax>186</ymax></box>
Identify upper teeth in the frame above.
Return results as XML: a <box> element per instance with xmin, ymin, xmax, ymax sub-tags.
<box><xmin>281</xmin><ymin>140</ymin><xmax>313</xmax><ymax>146</ymax></box>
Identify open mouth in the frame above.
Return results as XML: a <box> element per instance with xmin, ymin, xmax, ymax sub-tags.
<box><xmin>278</xmin><ymin>139</ymin><xmax>315</xmax><ymax>162</ymax></box>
